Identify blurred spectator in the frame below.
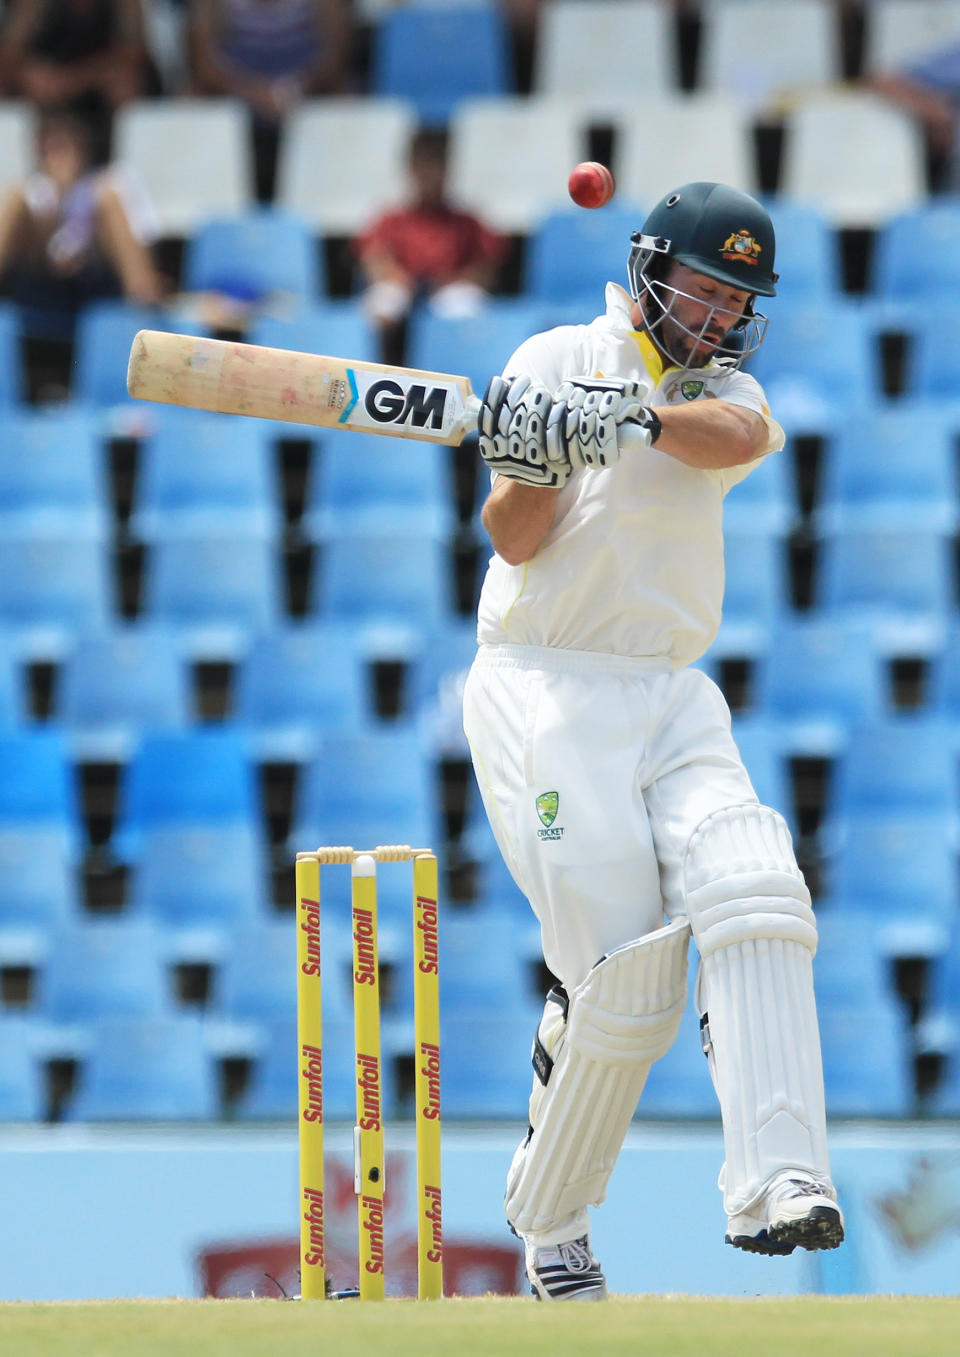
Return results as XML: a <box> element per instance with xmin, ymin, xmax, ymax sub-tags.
<box><xmin>868</xmin><ymin>37</ymin><xmax>960</xmax><ymax>190</ymax></box>
<box><xmin>353</xmin><ymin>127</ymin><xmax>507</xmax><ymax>359</ymax></box>
<box><xmin>0</xmin><ymin>108</ymin><xmax>163</xmax><ymax>338</ymax></box>
<box><xmin>188</xmin><ymin>0</ymin><xmax>353</xmax><ymax>199</ymax></box>
<box><xmin>0</xmin><ymin>0</ymin><xmax>154</xmax><ymax>129</ymax></box>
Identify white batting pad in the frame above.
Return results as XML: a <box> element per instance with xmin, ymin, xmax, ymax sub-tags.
<box><xmin>505</xmin><ymin>917</ymin><xmax>691</xmax><ymax>1242</ymax></box>
<box><xmin>685</xmin><ymin>803</ymin><xmax>832</xmax><ymax>1217</ymax></box>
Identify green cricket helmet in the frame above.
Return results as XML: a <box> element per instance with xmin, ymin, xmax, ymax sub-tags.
<box><xmin>627</xmin><ymin>182</ymin><xmax>778</xmax><ymax>369</ymax></box>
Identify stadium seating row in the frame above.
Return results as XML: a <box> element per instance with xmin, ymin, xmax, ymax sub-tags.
<box><xmin>0</xmin><ymin>524</ymin><xmax>959</xmax><ymax>663</ymax></box>
<box><xmin>0</xmin><ymin>86</ymin><xmax>935</xmax><ymax>243</ymax></box>
<box><xmin>0</xmin><ymin>964</ymin><xmax>937</xmax><ymax>1123</ymax></box>
<box><xmin>5</xmin><ymin>398</ymin><xmax>960</xmax><ymax>543</ymax></box>
<box><xmin>6</xmin><ymin>613</ymin><xmax>960</xmax><ymax>749</ymax></box>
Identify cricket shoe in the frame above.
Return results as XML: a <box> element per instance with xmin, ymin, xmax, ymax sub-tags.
<box><xmin>726</xmin><ymin>1175</ymin><xmax>844</xmax><ymax>1256</ymax></box>
<box><xmin>525</xmin><ymin>1234</ymin><xmax>608</xmax><ymax>1301</ymax></box>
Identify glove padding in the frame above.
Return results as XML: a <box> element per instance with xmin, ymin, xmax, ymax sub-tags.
<box><xmin>478</xmin><ymin>374</ymin><xmax>572</xmax><ymax>488</ymax></box>
<box><xmin>546</xmin><ymin>378</ymin><xmax>660</xmax><ymax>470</ymax></box>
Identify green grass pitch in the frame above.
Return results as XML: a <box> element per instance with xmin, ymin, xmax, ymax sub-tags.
<box><xmin>0</xmin><ymin>1297</ymin><xmax>957</xmax><ymax>1357</ymax></box>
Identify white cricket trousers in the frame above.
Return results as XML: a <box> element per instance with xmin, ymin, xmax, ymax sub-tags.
<box><xmin>462</xmin><ymin>643</ymin><xmax>761</xmax><ymax>990</ymax></box>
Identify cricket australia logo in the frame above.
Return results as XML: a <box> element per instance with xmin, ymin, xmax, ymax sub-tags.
<box><xmin>663</xmin><ymin>376</ymin><xmax>709</xmax><ymax>403</ymax></box>
<box><xmin>720</xmin><ymin>229</ymin><xmax>762</xmax><ymax>266</ymax></box>
<box><xmin>536</xmin><ymin>791</ymin><xmax>563</xmax><ymax>841</ymax></box>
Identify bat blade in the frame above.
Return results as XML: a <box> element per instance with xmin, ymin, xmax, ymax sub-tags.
<box><xmin>127</xmin><ymin>329</ymin><xmax>482</xmax><ymax>445</ymax></box>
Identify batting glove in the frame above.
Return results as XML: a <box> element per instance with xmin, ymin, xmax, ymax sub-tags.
<box><xmin>478</xmin><ymin>374</ymin><xmax>573</xmax><ymax>488</ymax></box>
<box><xmin>546</xmin><ymin>378</ymin><xmax>661</xmax><ymax>470</ymax></box>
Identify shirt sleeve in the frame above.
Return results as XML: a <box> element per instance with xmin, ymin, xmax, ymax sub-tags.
<box><xmin>714</xmin><ymin>367</ymin><xmax>786</xmax><ymax>494</ymax></box>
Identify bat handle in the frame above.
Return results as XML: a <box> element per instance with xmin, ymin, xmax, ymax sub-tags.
<box><xmin>459</xmin><ymin>393</ymin><xmax>484</xmax><ymax>441</ymax></box>
<box><xmin>619</xmin><ymin>420</ymin><xmax>657</xmax><ymax>454</ymax></box>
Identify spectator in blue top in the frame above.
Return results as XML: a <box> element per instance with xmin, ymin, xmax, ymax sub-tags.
<box><xmin>188</xmin><ymin>0</ymin><xmax>353</xmax><ymax>199</ymax></box>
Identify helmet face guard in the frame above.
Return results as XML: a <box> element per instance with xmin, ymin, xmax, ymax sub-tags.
<box><xmin>627</xmin><ymin>232</ymin><xmax>769</xmax><ymax>371</ymax></box>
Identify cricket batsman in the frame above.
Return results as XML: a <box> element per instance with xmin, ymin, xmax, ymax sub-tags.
<box><xmin>462</xmin><ymin>181</ymin><xmax>844</xmax><ymax>1299</ymax></box>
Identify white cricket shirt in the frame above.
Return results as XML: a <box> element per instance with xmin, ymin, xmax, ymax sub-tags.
<box><xmin>476</xmin><ymin>284</ymin><xmax>784</xmax><ymax>666</ymax></box>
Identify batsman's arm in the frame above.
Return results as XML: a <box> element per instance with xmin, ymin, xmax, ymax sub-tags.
<box><xmin>481</xmin><ymin>477</ymin><xmax>561</xmax><ymax>566</ymax></box>
<box><xmin>652</xmin><ymin>400</ymin><xmax>778</xmax><ymax>470</ymax></box>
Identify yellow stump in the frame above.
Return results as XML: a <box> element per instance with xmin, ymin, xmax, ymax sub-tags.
<box><xmin>413</xmin><ymin>852</ymin><xmax>443</xmax><ymax>1299</ymax></box>
<box><xmin>352</xmin><ymin>854</ymin><xmax>385</xmax><ymax>1300</ymax></box>
<box><xmin>296</xmin><ymin>854</ymin><xmax>326</xmax><ymax>1300</ymax></box>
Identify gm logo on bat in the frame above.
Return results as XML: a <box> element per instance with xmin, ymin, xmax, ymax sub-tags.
<box><xmin>340</xmin><ymin>368</ymin><xmax>463</xmax><ymax>438</ymax></box>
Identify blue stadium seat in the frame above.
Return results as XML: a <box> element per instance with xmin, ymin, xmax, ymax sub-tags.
<box><xmin>918</xmin><ymin>903</ymin><xmax>960</xmax><ymax>1085</ymax></box>
<box><xmin>873</xmin><ymin>203</ymin><xmax>960</xmax><ymax>303</ymax></box>
<box><xmin>74</xmin><ymin>301</ymin><xmax>204</xmax><ymax>408</ymax></box>
<box><xmin>58</xmin><ymin>627</ymin><xmax>191</xmax><ymax>761</ymax></box>
<box><xmin>929</xmin><ymin>623</ymin><xmax>960</xmax><ymax>720</ymax></box>
<box><xmin>406</xmin><ymin>301</ymin><xmax>548</xmax><ymax>401</ymax></box>
<box><xmin>722</xmin><ymin>445</ymin><xmax>797</xmax><ymax>535</ymax></box>
<box><xmin>129</xmin><ymin>822</ymin><xmax>269</xmax><ymax>931</ymax></box>
<box><xmin>525</xmin><ymin>207</ymin><xmax>644</xmax><ymax>304</ymax></box>
<box><xmin>0</xmin><ymin>640</ymin><xmax>26</xmax><ymax>728</ymax></box>
<box><xmin>140</xmin><ymin>532</ymin><xmax>283</xmax><ymax>656</ymax></box>
<box><xmin>237</xmin><ymin>1011</ymin><xmax>357</xmax><ymax>1120</ymax></box>
<box><xmin>744</xmin><ymin>302</ymin><xmax>877</xmax><ymax>427</ymax></box>
<box><xmin>0</xmin><ymin>730</ymin><xmax>82</xmax><ymax>845</ymax></box>
<box><xmin>825</xmin><ymin>815</ymin><xmax>958</xmax><ymax>946</ymax></box>
<box><xmin>248</xmin><ymin>303</ymin><xmax>377</xmax><ymax>365</ymax></box>
<box><xmin>729</xmin><ymin>717</ymin><xmax>794</xmax><ymax>821</ymax></box>
<box><xmin>901</xmin><ymin>305</ymin><xmax>960</xmax><ymax>401</ymax></box>
<box><xmin>637</xmin><ymin>990</ymin><xmax>717</xmax><ymax>1118</ymax></box>
<box><xmin>815</xmin><ymin>526</ymin><xmax>954</xmax><ymax>641</ymax></box>
<box><xmin>819</xmin><ymin>992</ymin><xmax>914</xmax><ymax>1116</ymax></box>
<box><xmin>721</xmin><ymin>529</ymin><xmax>791</xmax><ymax>641</ymax></box>
<box><xmin>765</xmin><ymin>201</ymin><xmax>841</xmax><ymax>303</ymax></box>
<box><xmin>212</xmin><ymin>920</ymin><xmax>297</xmax><ymax>1021</ymax></box>
<box><xmin>182</xmin><ymin>208</ymin><xmax>323</xmax><ymax>302</ymax></box>
<box><xmin>441</xmin><ymin>1001</ymin><xmax>540</xmax><ymax>1118</ymax></box>
<box><xmin>814</xmin><ymin>905</ymin><xmax>896</xmax><ymax>1008</ymax></box>
<box><xmin>112</xmin><ymin>729</ymin><xmax>261</xmax><ymax>859</ymax></box>
<box><xmin>436</xmin><ymin>906</ymin><xmax>540</xmax><ymax>1011</ymax></box>
<box><xmin>312</xmin><ymin>530</ymin><xmax>456</xmax><ymax>630</ymax></box>
<box><xmin>0</xmin><ymin>537</ymin><xmax>113</xmax><ymax>657</ymax></box>
<box><xmin>67</xmin><ymin>1013</ymin><xmax>218</xmax><ymax>1121</ymax></box>
<box><xmin>0</xmin><ymin>826</ymin><xmax>82</xmax><ymax>930</ymax></box>
<box><xmin>131</xmin><ymin>413</ymin><xmax>280</xmax><ymax>540</ymax></box>
<box><xmin>814</xmin><ymin>407</ymin><xmax>958</xmax><ymax>533</ymax></box>
<box><xmin>753</xmin><ymin>615</ymin><xmax>887</xmax><ymax>755</ymax></box>
<box><xmin>37</xmin><ymin>920</ymin><xmax>172</xmax><ymax>1022</ymax></box>
<box><xmin>302</xmin><ymin>430</ymin><xmax>455</xmax><ymax>541</ymax></box>
<box><xmin>370</xmin><ymin>3</ymin><xmax>512</xmax><ymax>124</ymax></box>
<box><xmin>0</xmin><ymin>1016</ymin><xmax>45</xmax><ymax>1120</ymax></box>
<box><xmin>0</xmin><ymin>304</ymin><xmax>25</xmax><ymax>406</ymax></box>
<box><xmin>928</xmin><ymin>1049</ymin><xmax>960</xmax><ymax>1115</ymax></box>
<box><xmin>825</xmin><ymin>717</ymin><xmax>959</xmax><ymax>826</ymax></box>
<box><xmin>0</xmin><ymin>408</ymin><xmax>108</xmax><ymax>540</ymax></box>
<box><xmin>290</xmin><ymin>727</ymin><xmax>440</xmax><ymax>869</ymax></box>
<box><xmin>233</xmin><ymin>624</ymin><xmax>368</xmax><ymax>761</ymax></box>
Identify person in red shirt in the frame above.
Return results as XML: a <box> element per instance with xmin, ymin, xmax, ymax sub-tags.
<box><xmin>353</xmin><ymin>127</ymin><xmax>506</xmax><ymax>357</ymax></box>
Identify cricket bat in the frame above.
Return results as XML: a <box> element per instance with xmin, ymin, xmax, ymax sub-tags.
<box><xmin>127</xmin><ymin>329</ymin><xmax>482</xmax><ymax>445</ymax></box>
<box><xmin>127</xmin><ymin>329</ymin><xmax>655</xmax><ymax>453</ymax></box>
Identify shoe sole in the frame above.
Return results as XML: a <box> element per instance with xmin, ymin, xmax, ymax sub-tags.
<box><xmin>529</xmin><ymin>1280</ymin><xmax>608</xmax><ymax>1301</ymax></box>
<box><xmin>726</xmin><ymin>1205</ymin><xmax>844</xmax><ymax>1256</ymax></box>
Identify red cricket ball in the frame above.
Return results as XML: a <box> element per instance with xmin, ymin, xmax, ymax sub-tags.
<box><xmin>567</xmin><ymin>161</ymin><xmax>615</xmax><ymax>210</ymax></box>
